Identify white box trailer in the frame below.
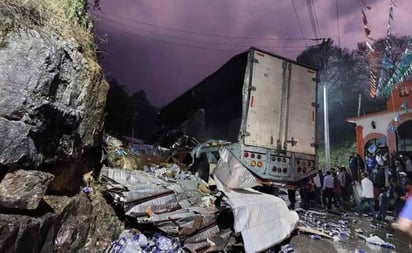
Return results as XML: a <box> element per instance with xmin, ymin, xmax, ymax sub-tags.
<box><xmin>159</xmin><ymin>48</ymin><xmax>319</xmax><ymax>187</ymax></box>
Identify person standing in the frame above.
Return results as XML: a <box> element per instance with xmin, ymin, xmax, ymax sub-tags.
<box><xmin>313</xmin><ymin>172</ymin><xmax>322</xmax><ymax>205</ymax></box>
<box><xmin>396</xmin><ymin>195</ymin><xmax>412</xmax><ymax>238</ymax></box>
<box><xmin>339</xmin><ymin>166</ymin><xmax>353</xmax><ymax>206</ymax></box>
<box><xmin>356</xmin><ymin>173</ymin><xmax>376</xmax><ymax>219</ymax></box>
<box><xmin>404</xmin><ymin>156</ymin><xmax>412</xmax><ymax>181</ymax></box>
<box><xmin>349</xmin><ymin>154</ymin><xmax>359</xmax><ymax>183</ymax></box>
<box><xmin>317</xmin><ymin>170</ymin><xmax>324</xmax><ymax>188</ymax></box>
<box><xmin>337</xmin><ymin>167</ymin><xmax>346</xmax><ymax>190</ymax></box>
<box><xmin>357</xmin><ymin>153</ymin><xmax>365</xmax><ymax>174</ymax></box>
<box><xmin>332</xmin><ymin>171</ymin><xmax>342</xmax><ymax>208</ymax></box>
<box><xmin>391</xmin><ymin>178</ymin><xmax>405</xmax><ymax>218</ymax></box>
<box><xmin>287</xmin><ymin>189</ymin><xmax>296</xmax><ymax>210</ymax></box>
<box><xmin>373</xmin><ymin>166</ymin><xmax>386</xmax><ymax>209</ymax></box>
<box><xmin>305</xmin><ymin>177</ymin><xmax>315</xmax><ymax>205</ymax></box>
<box><xmin>377</xmin><ymin>187</ymin><xmax>388</xmax><ymax>221</ymax></box>
<box><xmin>365</xmin><ymin>153</ymin><xmax>377</xmax><ymax>180</ymax></box>
<box><xmin>322</xmin><ymin>171</ymin><xmax>334</xmax><ymax>211</ymax></box>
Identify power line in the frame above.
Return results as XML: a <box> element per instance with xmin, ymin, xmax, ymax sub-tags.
<box><xmin>99</xmin><ymin>22</ymin><xmax>304</xmax><ymax>54</ymax></box>
<box><xmin>305</xmin><ymin>0</ymin><xmax>318</xmax><ymax>38</ymax></box>
<box><xmin>98</xmin><ymin>15</ymin><xmax>306</xmax><ymax>50</ymax></box>
<box><xmin>305</xmin><ymin>0</ymin><xmax>321</xmax><ymax>38</ymax></box>
<box><xmin>291</xmin><ymin>0</ymin><xmax>308</xmax><ymax>48</ymax></box>
<box><xmin>311</xmin><ymin>0</ymin><xmax>322</xmax><ymax>38</ymax></box>
<box><xmin>335</xmin><ymin>0</ymin><xmax>341</xmax><ymax>47</ymax></box>
<box><xmin>101</xmin><ymin>12</ymin><xmax>308</xmax><ymax>41</ymax></box>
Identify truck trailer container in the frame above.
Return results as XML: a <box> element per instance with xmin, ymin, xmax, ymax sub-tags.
<box><xmin>159</xmin><ymin>48</ymin><xmax>319</xmax><ymax>187</ymax></box>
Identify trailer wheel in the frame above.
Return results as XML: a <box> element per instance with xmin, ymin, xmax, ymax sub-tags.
<box><xmin>190</xmin><ymin>153</ymin><xmax>210</xmax><ymax>182</ymax></box>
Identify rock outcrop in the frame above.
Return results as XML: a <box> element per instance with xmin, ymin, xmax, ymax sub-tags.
<box><xmin>0</xmin><ymin>1</ymin><xmax>121</xmax><ymax>252</ymax></box>
<box><xmin>0</xmin><ymin>169</ymin><xmax>54</xmax><ymax>210</ymax></box>
<box><xmin>0</xmin><ymin>27</ymin><xmax>108</xmax><ymax>168</ymax></box>
<box><xmin>0</xmin><ymin>193</ymin><xmax>124</xmax><ymax>253</ymax></box>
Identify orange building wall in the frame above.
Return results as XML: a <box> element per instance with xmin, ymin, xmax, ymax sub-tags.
<box><xmin>354</xmin><ymin>81</ymin><xmax>412</xmax><ymax>156</ymax></box>
<box><xmin>355</xmin><ymin>125</ymin><xmax>364</xmax><ymax>157</ymax></box>
<box><xmin>386</xmin><ymin>81</ymin><xmax>412</xmax><ymax>111</ymax></box>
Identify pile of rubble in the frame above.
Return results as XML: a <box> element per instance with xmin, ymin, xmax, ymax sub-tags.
<box><xmin>100</xmin><ymin>135</ymin><xmax>299</xmax><ymax>253</ymax></box>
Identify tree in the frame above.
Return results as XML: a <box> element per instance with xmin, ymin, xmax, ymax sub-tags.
<box><xmin>297</xmin><ymin>39</ymin><xmax>359</xmax><ymax>147</ymax></box>
<box><xmin>129</xmin><ymin>90</ymin><xmax>158</xmax><ymax>141</ymax></box>
<box><xmin>104</xmin><ymin>79</ymin><xmax>134</xmax><ymax>137</ymax></box>
<box><xmin>295</xmin><ymin>35</ymin><xmax>411</xmax><ymax>155</ymax></box>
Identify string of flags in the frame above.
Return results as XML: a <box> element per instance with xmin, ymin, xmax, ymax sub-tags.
<box><xmin>359</xmin><ymin>0</ymin><xmax>378</xmax><ymax>97</ymax></box>
<box><xmin>376</xmin><ymin>6</ymin><xmax>394</xmax><ymax>94</ymax></box>
<box><xmin>360</xmin><ymin>0</ymin><xmax>412</xmax><ymax>97</ymax></box>
<box><xmin>380</xmin><ymin>37</ymin><xmax>412</xmax><ymax>96</ymax></box>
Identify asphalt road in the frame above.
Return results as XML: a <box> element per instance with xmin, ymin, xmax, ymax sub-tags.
<box><xmin>288</xmin><ymin>208</ymin><xmax>412</xmax><ymax>253</ymax></box>
<box><xmin>272</xmin><ymin>190</ymin><xmax>412</xmax><ymax>253</ymax></box>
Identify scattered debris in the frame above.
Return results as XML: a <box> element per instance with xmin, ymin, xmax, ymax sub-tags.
<box><xmin>100</xmin><ymin>136</ymin><xmax>303</xmax><ymax>252</ymax></box>
<box><xmin>105</xmin><ymin>230</ymin><xmax>186</xmax><ymax>253</ymax></box>
<box><xmin>280</xmin><ymin>244</ymin><xmax>295</xmax><ymax>253</ymax></box>
<box><xmin>98</xmin><ymin>135</ymin><xmax>409</xmax><ymax>252</ymax></box>
<box><xmin>297</xmin><ymin>226</ymin><xmax>332</xmax><ymax>239</ymax></box>
<box><xmin>310</xmin><ymin>235</ymin><xmax>322</xmax><ymax>240</ymax></box>
<box><xmin>358</xmin><ymin>234</ymin><xmax>396</xmax><ymax>249</ymax></box>
<box><xmin>355</xmin><ymin>228</ymin><xmax>364</xmax><ymax>234</ymax></box>
<box><xmin>213</xmin><ymin>147</ymin><xmax>299</xmax><ymax>252</ymax></box>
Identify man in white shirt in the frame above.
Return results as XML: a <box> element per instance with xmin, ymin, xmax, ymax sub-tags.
<box><xmin>356</xmin><ymin>172</ymin><xmax>376</xmax><ymax>219</ymax></box>
<box><xmin>322</xmin><ymin>171</ymin><xmax>334</xmax><ymax>211</ymax></box>
<box><xmin>313</xmin><ymin>173</ymin><xmax>322</xmax><ymax>205</ymax></box>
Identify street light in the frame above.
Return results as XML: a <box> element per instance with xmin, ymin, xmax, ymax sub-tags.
<box><xmin>323</xmin><ymin>84</ymin><xmax>330</xmax><ymax>171</ymax></box>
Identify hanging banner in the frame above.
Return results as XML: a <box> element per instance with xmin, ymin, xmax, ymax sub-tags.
<box><xmin>381</xmin><ymin>42</ymin><xmax>412</xmax><ymax>96</ymax></box>
<box><xmin>359</xmin><ymin>1</ymin><xmax>379</xmax><ymax>97</ymax></box>
<box><xmin>376</xmin><ymin>5</ymin><xmax>395</xmax><ymax>94</ymax></box>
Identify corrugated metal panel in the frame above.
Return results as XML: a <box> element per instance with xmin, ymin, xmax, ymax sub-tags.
<box><xmin>215</xmin><ymin>175</ymin><xmax>299</xmax><ymax>253</ymax></box>
<box><xmin>213</xmin><ymin>150</ymin><xmax>299</xmax><ymax>253</ymax></box>
<box><xmin>123</xmin><ymin>189</ymin><xmax>173</xmax><ymax>203</ymax></box>
<box><xmin>101</xmin><ymin>168</ymin><xmax>168</xmax><ymax>190</ymax></box>
<box><xmin>125</xmin><ymin>192</ymin><xmax>179</xmax><ymax>215</ymax></box>
<box><xmin>213</xmin><ymin>147</ymin><xmax>261</xmax><ymax>190</ymax></box>
<box><xmin>184</xmin><ymin>222</ymin><xmax>220</xmax><ymax>243</ymax></box>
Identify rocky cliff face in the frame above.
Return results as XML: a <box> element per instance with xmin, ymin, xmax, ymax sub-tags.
<box><xmin>0</xmin><ymin>28</ymin><xmax>108</xmax><ymax>169</ymax></box>
<box><xmin>0</xmin><ymin>1</ymin><xmax>123</xmax><ymax>252</ymax></box>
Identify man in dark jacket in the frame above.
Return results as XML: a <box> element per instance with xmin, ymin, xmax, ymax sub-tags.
<box><xmin>349</xmin><ymin>154</ymin><xmax>359</xmax><ymax>182</ymax></box>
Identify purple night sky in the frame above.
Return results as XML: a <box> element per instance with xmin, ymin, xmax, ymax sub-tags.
<box><xmin>91</xmin><ymin>0</ymin><xmax>412</xmax><ymax>107</ymax></box>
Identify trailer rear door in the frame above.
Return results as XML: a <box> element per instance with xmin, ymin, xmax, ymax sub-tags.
<box><xmin>243</xmin><ymin>50</ymin><xmax>317</xmax><ymax>155</ymax></box>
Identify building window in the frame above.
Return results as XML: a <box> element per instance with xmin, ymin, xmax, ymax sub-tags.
<box><xmin>397</xmin><ymin>138</ymin><xmax>412</xmax><ymax>152</ymax></box>
<box><xmin>396</xmin><ymin>120</ymin><xmax>412</xmax><ymax>154</ymax></box>
<box><xmin>399</xmin><ymin>86</ymin><xmax>410</xmax><ymax>97</ymax></box>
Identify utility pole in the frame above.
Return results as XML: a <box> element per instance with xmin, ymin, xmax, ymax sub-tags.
<box><xmin>357</xmin><ymin>93</ymin><xmax>362</xmax><ymax>117</ymax></box>
<box><xmin>323</xmin><ymin>84</ymin><xmax>330</xmax><ymax>171</ymax></box>
<box><xmin>321</xmin><ymin>38</ymin><xmax>332</xmax><ymax>171</ymax></box>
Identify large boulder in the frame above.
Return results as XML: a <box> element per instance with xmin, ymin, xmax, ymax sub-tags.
<box><xmin>0</xmin><ymin>193</ymin><xmax>124</xmax><ymax>253</ymax></box>
<box><xmin>0</xmin><ymin>27</ymin><xmax>108</xmax><ymax>168</ymax></box>
<box><xmin>0</xmin><ymin>169</ymin><xmax>54</xmax><ymax>210</ymax></box>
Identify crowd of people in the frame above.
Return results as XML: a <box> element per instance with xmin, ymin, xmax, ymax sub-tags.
<box><xmin>290</xmin><ymin>150</ymin><xmax>412</xmax><ymax>237</ymax></box>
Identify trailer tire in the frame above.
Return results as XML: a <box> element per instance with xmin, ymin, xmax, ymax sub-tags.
<box><xmin>190</xmin><ymin>153</ymin><xmax>210</xmax><ymax>182</ymax></box>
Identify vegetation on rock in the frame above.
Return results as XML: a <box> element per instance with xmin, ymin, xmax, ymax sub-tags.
<box><xmin>0</xmin><ymin>0</ymin><xmax>96</xmax><ymax>59</ymax></box>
